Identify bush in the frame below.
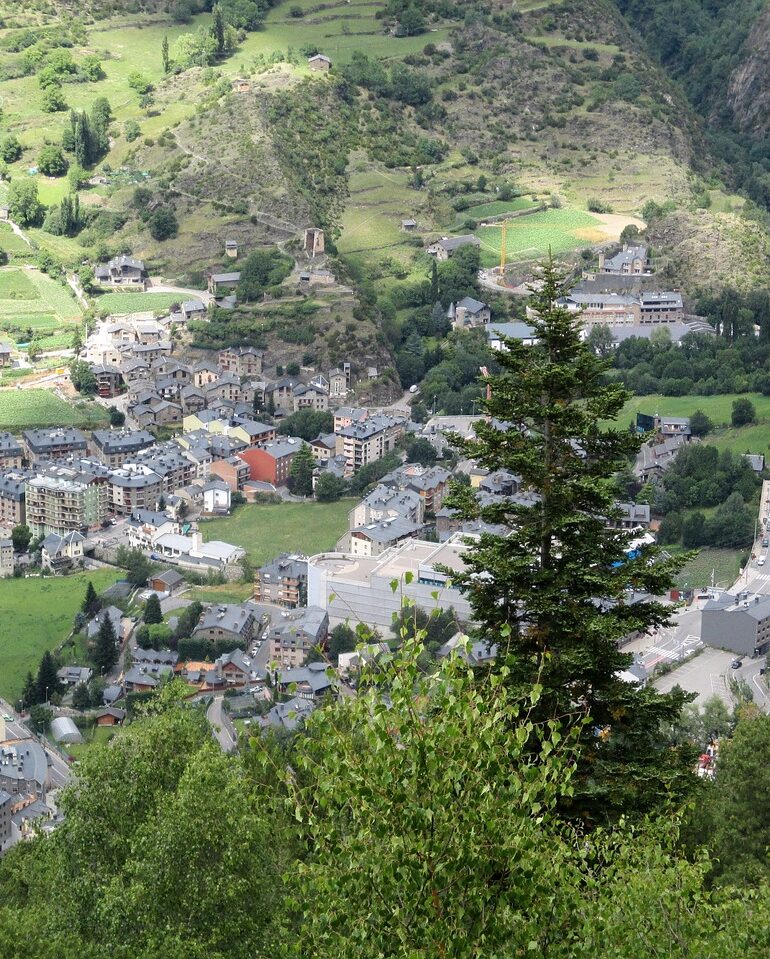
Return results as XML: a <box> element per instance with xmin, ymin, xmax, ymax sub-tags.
<box><xmin>732</xmin><ymin>397</ymin><xmax>756</xmax><ymax>427</ymax></box>
<box><xmin>37</xmin><ymin>145</ymin><xmax>67</xmax><ymax>177</ymax></box>
<box><xmin>148</xmin><ymin>206</ymin><xmax>178</xmax><ymax>241</ymax></box>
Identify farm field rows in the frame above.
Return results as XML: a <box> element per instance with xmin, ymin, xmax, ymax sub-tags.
<box><xmin>0</xmin><ymin>569</ymin><xmax>121</xmax><ymax>702</ymax></box>
<box><xmin>94</xmin><ymin>291</ymin><xmax>191</xmax><ymax>314</ymax></box>
<box><xmin>201</xmin><ymin>500</ymin><xmax>352</xmax><ymax>565</ymax></box>
<box><xmin>476</xmin><ymin>208</ymin><xmax>607</xmax><ymax>266</ymax></box>
<box><xmin>0</xmin><ymin>267</ymin><xmax>81</xmax><ymax>325</ymax></box>
<box><xmin>0</xmin><ymin>389</ymin><xmax>108</xmax><ymax>429</ymax></box>
<box><xmin>339</xmin><ymin>167</ymin><xmax>416</xmax><ymax>256</ymax></box>
<box><xmin>456</xmin><ymin>198</ymin><xmax>540</xmax><ymax>223</ymax></box>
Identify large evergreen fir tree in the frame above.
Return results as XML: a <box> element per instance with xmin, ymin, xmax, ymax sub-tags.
<box><xmin>35</xmin><ymin>650</ymin><xmax>60</xmax><ymax>704</ymax></box>
<box><xmin>93</xmin><ymin>613</ymin><xmax>118</xmax><ymax>673</ymax></box>
<box><xmin>444</xmin><ymin>258</ymin><xmax>695</xmax><ymax>824</ymax></box>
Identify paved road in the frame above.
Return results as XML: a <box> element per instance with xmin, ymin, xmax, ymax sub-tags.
<box><xmin>146</xmin><ymin>278</ymin><xmax>214</xmax><ymax>306</ymax></box>
<box><xmin>0</xmin><ymin>697</ymin><xmax>72</xmax><ymax>789</ymax></box>
<box><xmin>206</xmin><ymin>695</ymin><xmax>237</xmax><ymax>752</ymax></box>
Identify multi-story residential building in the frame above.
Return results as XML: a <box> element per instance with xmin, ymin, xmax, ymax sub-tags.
<box><xmin>328</xmin><ymin>368</ymin><xmax>347</xmax><ymax>398</ymax></box>
<box><xmin>109</xmin><ymin>466</ymin><xmax>164</xmax><ymax>516</ymax></box>
<box><xmin>349</xmin><ymin>484</ymin><xmax>423</xmax><ymax>529</ymax></box>
<box><xmin>90</xmin><ymin>363</ymin><xmax>124</xmax><ymax>398</ymax></box>
<box><xmin>209</xmin><ymin>455</ymin><xmax>249</xmax><ymax>491</ymax></box>
<box><xmin>126</xmin><ymin>509</ymin><xmax>178</xmax><ymax>550</ymax></box>
<box><xmin>23</xmin><ymin>428</ymin><xmax>88</xmax><ymax>465</ymax></box>
<box><xmin>269</xmin><ymin>606</ymin><xmax>329</xmax><ymax>667</ymax></box>
<box><xmin>130</xmin><ymin>445</ymin><xmax>200</xmax><ymax>493</ymax></box>
<box><xmin>254</xmin><ymin>554</ymin><xmax>308</xmax><ymax>608</ymax></box>
<box><xmin>335</xmin><ymin>414</ymin><xmax>406</xmax><ymax>474</ymax></box>
<box><xmin>238</xmin><ymin>437</ymin><xmax>303</xmax><ymax>486</ymax></box>
<box><xmin>701</xmin><ymin>594</ymin><xmax>770</xmax><ymax>659</ymax></box>
<box><xmin>349</xmin><ymin>516</ymin><xmax>423</xmax><ymax>557</ymax></box>
<box><xmin>380</xmin><ymin>464</ymin><xmax>451</xmax><ymax>515</ymax></box>
<box><xmin>0</xmin><ymin>537</ymin><xmax>13</xmax><ymax>577</ymax></box>
<box><xmin>25</xmin><ymin>474</ymin><xmax>103</xmax><ymax>536</ymax></box>
<box><xmin>91</xmin><ymin>429</ymin><xmax>155</xmax><ymax>467</ymax></box>
<box><xmin>293</xmin><ymin>383</ymin><xmax>329</xmax><ymax>412</ymax></box>
<box><xmin>597</xmin><ymin>244</ymin><xmax>650</xmax><ymax>275</ymax></box>
<box><xmin>193</xmin><ymin>604</ymin><xmax>256</xmax><ymax>646</ymax></box>
<box><xmin>0</xmin><ymin>470</ymin><xmax>29</xmax><ymax>527</ymax></box>
<box><xmin>0</xmin><ymin>433</ymin><xmax>23</xmax><ymax>469</ymax></box>
<box><xmin>218</xmin><ymin>346</ymin><xmax>264</xmax><ymax>377</ymax></box>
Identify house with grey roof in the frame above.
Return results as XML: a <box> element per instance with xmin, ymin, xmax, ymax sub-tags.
<box><xmin>273</xmin><ymin>661</ymin><xmax>336</xmax><ymax>700</ymax></box>
<box><xmin>262</xmin><ymin>696</ymin><xmax>315</xmax><ymax>731</ymax></box>
<box><xmin>40</xmin><ymin>531</ymin><xmax>85</xmax><ymax>571</ymax></box>
<box><xmin>0</xmin><ymin>432</ymin><xmax>23</xmax><ymax>468</ymax></box>
<box><xmin>86</xmin><ymin>605</ymin><xmax>123</xmax><ymax>641</ymax></box>
<box><xmin>350</xmin><ymin>515</ymin><xmax>423</xmax><ymax>557</ymax></box>
<box><xmin>255</xmin><ymin>554</ymin><xmax>308</xmax><ymax>608</ymax></box>
<box><xmin>598</xmin><ymin>244</ymin><xmax>649</xmax><ymax>276</ymax></box>
<box><xmin>448</xmin><ymin>296</ymin><xmax>491</xmax><ymax>329</ymax></box>
<box><xmin>94</xmin><ymin>255</ymin><xmax>146</xmax><ymax>288</ymax></box>
<box><xmin>486</xmin><ymin>321</ymin><xmax>538</xmax><ymax>349</ymax></box>
<box><xmin>193</xmin><ymin>603</ymin><xmax>256</xmax><ymax>645</ymax></box>
<box><xmin>269</xmin><ymin>606</ymin><xmax>329</xmax><ymax>667</ymax></box>
<box><xmin>702</xmin><ymin>594</ymin><xmax>770</xmax><ymax>658</ymax></box>
<box><xmin>426</xmin><ymin>234</ymin><xmax>481</xmax><ymax>260</ymax></box>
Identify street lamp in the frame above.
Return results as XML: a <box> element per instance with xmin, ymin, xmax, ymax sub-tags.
<box><xmin>44</xmin><ymin>687</ymin><xmax>49</xmax><ymax>706</ymax></box>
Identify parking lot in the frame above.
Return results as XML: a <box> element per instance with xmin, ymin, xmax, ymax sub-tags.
<box><xmin>653</xmin><ymin>647</ymin><xmax>736</xmax><ymax>707</ymax></box>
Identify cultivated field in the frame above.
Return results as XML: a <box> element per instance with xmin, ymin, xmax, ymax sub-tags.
<box><xmin>0</xmin><ymin>389</ymin><xmax>108</xmax><ymax>430</ymax></box>
<box><xmin>94</xmin><ymin>291</ymin><xmax>191</xmax><ymax>315</ymax></box>
<box><xmin>476</xmin><ymin>208</ymin><xmax>608</xmax><ymax>266</ymax></box>
<box><xmin>0</xmin><ymin>267</ymin><xmax>81</xmax><ymax>328</ymax></box>
<box><xmin>456</xmin><ymin>197</ymin><xmax>540</xmax><ymax>223</ymax></box>
<box><xmin>201</xmin><ymin>500</ymin><xmax>352</xmax><ymax>564</ymax></box>
<box><xmin>0</xmin><ymin>569</ymin><xmax>121</xmax><ymax>702</ymax></box>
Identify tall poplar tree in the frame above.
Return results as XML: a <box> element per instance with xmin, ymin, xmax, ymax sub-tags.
<box><xmin>444</xmin><ymin>258</ymin><xmax>695</xmax><ymax>824</ymax></box>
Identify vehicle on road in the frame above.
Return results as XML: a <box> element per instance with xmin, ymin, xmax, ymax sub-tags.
<box><xmin>409</xmin><ymin>384</ymin><xmax>419</xmax><ymax>394</ymax></box>
<box><xmin>731</xmin><ymin>658</ymin><xmax>743</xmax><ymax>669</ymax></box>
<box><xmin>760</xmin><ymin>556</ymin><xmax>766</xmax><ymax>567</ymax></box>
<box><xmin>763</xmin><ymin>538</ymin><xmax>769</xmax><ymax>548</ymax></box>
<box><xmin>2</xmin><ymin>713</ymin><xmax>12</xmax><ymax>721</ymax></box>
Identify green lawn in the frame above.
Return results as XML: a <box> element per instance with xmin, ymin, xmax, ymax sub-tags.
<box><xmin>476</xmin><ymin>208</ymin><xmax>607</xmax><ymax>266</ymax></box>
<box><xmin>187</xmin><ymin>583</ymin><xmax>255</xmax><ymax>605</ymax></box>
<box><xmin>94</xmin><ymin>291</ymin><xmax>191</xmax><ymax>315</ymax></box>
<box><xmin>200</xmin><ymin>500</ymin><xmax>352</xmax><ymax>564</ymax></box>
<box><xmin>66</xmin><ymin>724</ymin><xmax>118</xmax><ymax>761</ymax></box>
<box><xmin>672</xmin><ymin>548</ymin><xmax>748</xmax><ymax>590</ymax></box>
<box><xmin>0</xmin><ymin>570</ymin><xmax>121</xmax><ymax>702</ymax></box>
<box><xmin>0</xmin><ymin>389</ymin><xmax>108</xmax><ymax>429</ymax></box>
<box><xmin>615</xmin><ymin>392</ymin><xmax>770</xmax><ymax>429</ymax></box>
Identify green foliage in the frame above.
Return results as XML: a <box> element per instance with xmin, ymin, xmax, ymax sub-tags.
<box><xmin>288</xmin><ymin>442</ymin><xmax>315</xmax><ymax>497</ymax></box>
<box><xmin>8</xmin><ymin>180</ymin><xmax>43</xmax><ymax>227</ymax></box>
<box><xmin>11</xmin><ymin>523</ymin><xmax>31</xmax><ymax>553</ymax></box>
<box><xmin>148</xmin><ymin>206</ymin><xmax>178</xmax><ymax>241</ymax></box>
<box><xmin>115</xmin><ymin>547</ymin><xmax>152</xmax><ymax>587</ymax></box>
<box><xmin>41</xmin><ymin>85</ymin><xmax>67</xmax><ymax>113</ymax></box>
<box><xmin>143</xmin><ymin>593</ymin><xmax>163</xmax><ymax>625</ymax></box>
<box><xmin>689</xmin><ymin>408</ymin><xmax>714</xmax><ymax>436</ymax></box>
<box><xmin>314</xmin><ymin>472</ymin><xmax>348</xmax><ymax>502</ymax></box>
<box><xmin>237</xmin><ymin>248</ymin><xmax>292</xmax><ymax>302</ymax></box>
<box><xmin>732</xmin><ymin>396</ymin><xmax>756</xmax><ymax>426</ymax></box>
<box><xmin>69</xmin><ymin>359</ymin><xmax>96</xmax><ymax>396</ymax></box>
<box><xmin>0</xmin><ymin>135</ymin><xmax>22</xmax><ymax>163</ymax></box>
<box><xmin>277</xmin><ymin>408</ymin><xmax>332</xmax><ymax>442</ymax></box>
<box><xmin>127</xmin><ymin>72</ymin><xmax>153</xmax><ymax>96</ymax></box>
<box><xmin>93</xmin><ymin>611</ymin><xmax>118</xmax><ymax>673</ymax></box>
<box><xmin>81</xmin><ymin>580</ymin><xmax>101</xmax><ymax>618</ymax></box>
<box><xmin>35</xmin><ymin>649</ymin><xmax>61</xmax><ymax>705</ymax></box>
<box><xmin>444</xmin><ymin>258</ymin><xmax>695</xmax><ymax>825</ymax></box>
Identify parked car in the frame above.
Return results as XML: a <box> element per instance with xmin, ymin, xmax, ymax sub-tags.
<box><xmin>731</xmin><ymin>658</ymin><xmax>743</xmax><ymax>669</ymax></box>
<box><xmin>763</xmin><ymin>538</ymin><xmax>769</xmax><ymax>547</ymax></box>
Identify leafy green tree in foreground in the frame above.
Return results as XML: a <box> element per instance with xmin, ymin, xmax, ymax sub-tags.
<box><xmin>444</xmin><ymin>257</ymin><xmax>695</xmax><ymax>825</ymax></box>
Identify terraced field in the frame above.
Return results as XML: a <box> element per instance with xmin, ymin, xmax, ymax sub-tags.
<box><xmin>0</xmin><ymin>267</ymin><xmax>81</xmax><ymax>333</ymax></box>
<box><xmin>338</xmin><ymin>166</ymin><xmax>417</xmax><ymax>257</ymax></box>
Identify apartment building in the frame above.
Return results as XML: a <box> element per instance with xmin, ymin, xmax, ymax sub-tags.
<box><xmin>218</xmin><ymin>346</ymin><xmax>264</xmax><ymax>377</ymax></box>
<box><xmin>26</xmin><ymin>474</ymin><xmax>103</xmax><ymax>536</ymax></box>
<box><xmin>0</xmin><ymin>433</ymin><xmax>23</xmax><ymax>469</ymax></box>
<box><xmin>109</xmin><ymin>466</ymin><xmax>164</xmax><ymax>516</ymax></box>
<box><xmin>254</xmin><ymin>554</ymin><xmax>308</xmax><ymax>608</ymax></box>
<box><xmin>91</xmin><ymin>429</ymin><xmax>155</xmax><ymax>467</ymax></box>
<box><xmin>0</xmin><ymin>471</ymin><xmax>28</xmax><ymax>527</ymax></box>
<box><xmin>269</xmin><ymin>606</ymin><xmax>329</xmax><ymax>668</ymax></box>
<box><xmin>23</xmin><ymin>428</ymin><xmax>88</xmax><ymax>465</ymax></box>
<box><xmin>238</xmin><ymin>437</ymin><xmax>303</xmax><ymax>486</ymax></box>
<box><xmin>335</xmin><ymin>415</ymin><xmax>406</xmax><ymax>474</ymax></box>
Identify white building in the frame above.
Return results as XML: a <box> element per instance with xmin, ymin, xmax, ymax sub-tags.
<box><xmin>307</xmin><ymin>535</ymin><xmax>472</xmax><ymax>630</ymax></box>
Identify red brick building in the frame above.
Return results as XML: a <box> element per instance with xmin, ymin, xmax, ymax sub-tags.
<box><xmin>237</xmin><ymin>437</ymin><xmax>302</xmax><ymax>486</ymax></box>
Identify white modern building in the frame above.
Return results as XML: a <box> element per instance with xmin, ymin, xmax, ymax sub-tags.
<box><xmin>307</xmin><ymin>535</ymin><xmax>472</xmax><ymax>630</ymax></box>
